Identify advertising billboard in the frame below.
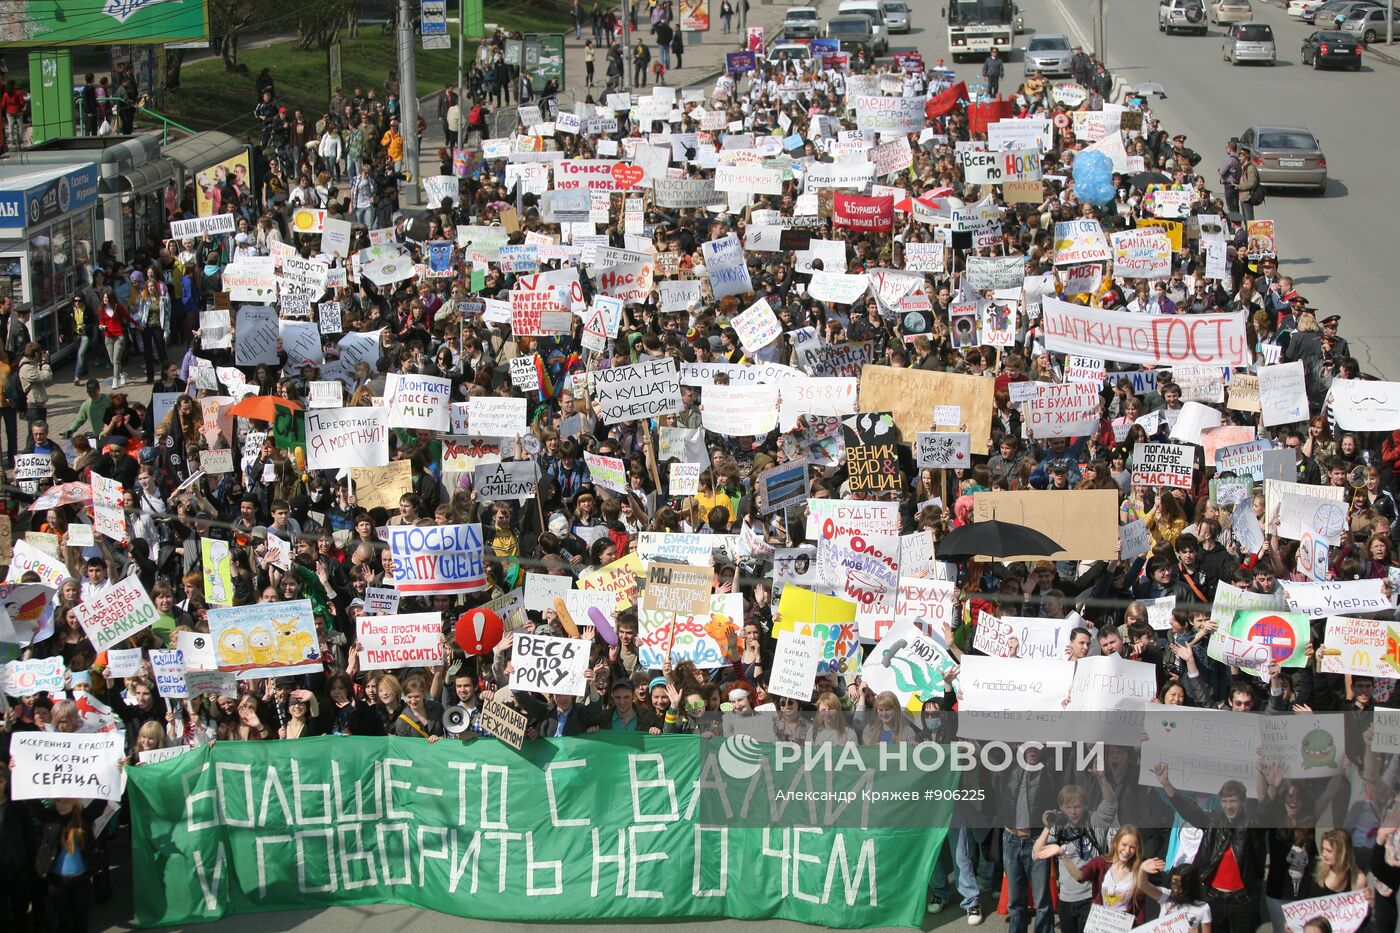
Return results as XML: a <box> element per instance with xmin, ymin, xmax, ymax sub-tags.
<box><xmin>0</xmin><ymin>0</ymin><xmax>210</xmax><ymax>47</ymax></box>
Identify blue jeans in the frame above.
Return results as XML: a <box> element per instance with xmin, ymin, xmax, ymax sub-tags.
<box><xmin>73</xmin><ymin>331</ymin><xmax>103</xmax><ymax>379</ymax></box>
<box><xmin>658</xmin><ymin>43</ymin><xmax>670</xmax><ymax>67</ymax></box>
<box><xmin>1003</xmin><ymin>831</ymin><xmax>1054</xmax><ymax>933</ymax></box>
<box><xmin>931</xmin><ymin>826</ymin><xmax>986</xmax><ymax>910</ymax></box>
<box><xmin>356</xmin><ymin>205</ymin><xmax>375</xmax><ymax>228</ymax></box>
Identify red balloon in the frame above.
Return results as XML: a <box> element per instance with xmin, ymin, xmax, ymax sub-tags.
<box><xmin>455</xmin><ymin>608</ymin><xmax>504</xmax><ymax>656</ymax></box>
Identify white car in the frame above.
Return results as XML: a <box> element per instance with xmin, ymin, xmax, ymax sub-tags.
<box><xmin>1287</xmin><ymin>0</ymin><xmax>1329</xmax><ymax>17</ymax></box>
<box><xmin>781</xmin><ymin>5</ymin><xmax>821</xmax><ymax>39</ymax></box>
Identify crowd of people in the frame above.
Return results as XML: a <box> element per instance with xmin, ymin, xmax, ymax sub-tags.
<box><xmin>0</xmin><ymin>21</ymin><xmax>1396</xmax><ymax>933</ymax></box>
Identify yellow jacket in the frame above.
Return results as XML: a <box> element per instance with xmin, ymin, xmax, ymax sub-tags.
<box><xmin>381</xmin><ymin>129</ymin><xmax>404</xmax><ymax>161</ymax></box>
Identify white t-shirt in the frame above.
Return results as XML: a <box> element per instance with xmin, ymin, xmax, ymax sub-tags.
<box><xmin>1049</xmin><ymin>825</ymin><xmax>1098</xmax><ymax>902</ymax></box>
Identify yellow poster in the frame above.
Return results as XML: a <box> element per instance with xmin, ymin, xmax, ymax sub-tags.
<box><xmin>579</xmin><ymin>552</ymin><xmax>646</xmax><ymax>611</ymax></box>
<box><xmin>194</xmin><ymin>150</ymin><xmax>251</xmax><ymax>217</ymax></box>
<box><xmin>774</xmin><ymin>585</ymin><xmax>859</xmax><ymax>674</ymax></box>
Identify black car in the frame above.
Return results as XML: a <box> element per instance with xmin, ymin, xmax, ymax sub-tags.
<box><xmin>1301</xmin><ymin>29</ymin><xmax>1363</xmax><ymax>68</ymax></box>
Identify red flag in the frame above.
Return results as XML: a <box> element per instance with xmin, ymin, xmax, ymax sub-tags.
<box><xmin>924</xmin><ymin>82</ymin><xmax>968</xmax><ymax>119</ymax></box>
<box><xmin>966</xmin><ymin>99</ymin><xmax>1016</xmax><ymax>135</ymax></box>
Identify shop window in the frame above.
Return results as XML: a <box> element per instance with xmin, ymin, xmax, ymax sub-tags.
<box><xmin>28</xmin><ymin>232</ymin><xmax>52</xmax><ymax>309</ymax></box>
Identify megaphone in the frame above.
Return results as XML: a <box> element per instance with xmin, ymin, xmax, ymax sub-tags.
<box><xmin>443</xmin><ymin>706</ymin><xmax>470</xmax><ymax>735</ymax></box>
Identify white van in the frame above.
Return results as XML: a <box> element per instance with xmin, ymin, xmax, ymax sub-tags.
<box><xmin>837</xmin><ymin>0</ymin><xmax>891</xmax><ymax>54</ymax></box>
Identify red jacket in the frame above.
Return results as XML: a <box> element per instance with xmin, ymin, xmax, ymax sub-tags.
<box><xmin>98</xmin><ymin>302</ymin><xmax>132</xmax><ymax>339</ymax></box>
<box><xmin>1</xmin><ymin>90</ymin><xmax>24</xmax><ymax>116</ymax></box>
<box><xmin>1382</xmin><ymin>431</ymin><xmax>1400</xmax><ymax>470</ymax></box>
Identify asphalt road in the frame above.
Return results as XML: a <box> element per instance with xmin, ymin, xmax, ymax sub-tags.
<box><xmin>903</xmin><ymin>0</ymin><xmax>1400</xmax><ymax>378</ymax></box>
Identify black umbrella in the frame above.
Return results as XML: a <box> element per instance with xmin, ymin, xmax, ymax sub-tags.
<box><xmin>936</xmin><ymin>519</ymin><xmax>1063</xmax><ymax>562</ymax></box>
<box><xmin>1130</xmin><ymin>171</ymin><xmax>1172</xmax><ymax>192</ymax></box>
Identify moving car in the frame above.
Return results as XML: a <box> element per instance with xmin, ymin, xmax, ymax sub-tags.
<box><xmin>1339</xmin><ymin>4</ymin><xmax>1400</xmax><ymax>42</ymax></box>
<box><xmin>837</xmin><ymin>0</ymin><xmax>891</xmax><ymax>55</ymax></box>
<box><xmin>1301</xmin><ymin>28</ymin><xmax>1364</xmax><ymax>66</ymax></box>
<box><xmin>767</xmin><ymin>42</ymin><xmax>814</xmax><ymax>64</ymax></box>
<box><xmin>781</xmin><ymin>6</ymin><xmax>821</xmax><ymax>40</ymax></box>
<box><xmin>1014</xmin><ymin>2</ymin><xmax>1025</xmax><ymax>32</ymax></box>
<box><xmin>1238</xmin><ymin>124</ymin><xmax>1328</xmax><ymax>193</ymax></box>
<box><xmin>1222</xmin><ymin>21</ymin><xmax>1277</xmax><ymax>62</ymax></box>
<box><xmin>825</xmin><ymin>16</ymin><xmax>877</xmax><ymax>57</ymax></box>
<box><xmin>1303</xmin><ymin>0</ymin><xmax>1379</xmax><ymax>26</ymax></box>
<box><xmin>1210</xmin><ymin>0</ymin><xmax>1253</xmax><ymax>24</ymax></box>
<box><xmin>881</xmin><ymin>0</ymin><xmax>912</xmax><ymax>32</ymax></box>
<box><xmin>1159</xmin><ymin>0</ymin><xmax>1209</xmax><ymax>34</ymax></box>
<box><xmin>1021</xmin><ymin>33</ymin><xmax>1074</xmax><ymax>76</ymax></box>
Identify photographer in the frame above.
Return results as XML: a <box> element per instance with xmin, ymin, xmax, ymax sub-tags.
<box><xmin>1034</xmin><ymin>782</ymin><xmax>1118</xmax><ymax>933</ymax></box>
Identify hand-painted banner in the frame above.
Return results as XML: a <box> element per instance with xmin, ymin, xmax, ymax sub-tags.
<box><xmin>388</xmin><ymin>523</ymin><xmax>488</xmax><ymax>594</ymax></box>
<box><xmin>127</xmin><ymin>735</ymin><xmax>948</xmax><ymax>928</ymax></box>
<box><xmin>833</xmin><ymin>194</ymin><xmax>894</xmax><ymax>232</ymax></box>
<box><xmin>1042</xmin><ymin>297</ymin><xmax>1249</xmax><ymax>367</ymax></box>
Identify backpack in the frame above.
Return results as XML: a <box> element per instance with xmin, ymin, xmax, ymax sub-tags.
<box><xmin>5</xmin><ymin>366</ymin><xmax>26</xmax><ymax>410</ymax></box>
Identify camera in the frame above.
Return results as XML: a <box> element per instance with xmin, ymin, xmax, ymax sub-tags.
<box><xmin>1043</xmin><ymin>809</ymin><xmax>1069</xmax><ymax>830</ymax></box>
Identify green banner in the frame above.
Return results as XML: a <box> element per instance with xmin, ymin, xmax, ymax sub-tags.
<box><xmin>0</xmin><ymin>0</ymin><xmax>210</xmax><ymax>47</ymax></box>
<box><xmin>128</xmin><ymin>734</ymin><xmax>948</xmax><ymax>928</ymax></box>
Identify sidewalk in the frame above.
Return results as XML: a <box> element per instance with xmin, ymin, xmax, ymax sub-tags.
<box><xmin>414</xmin><ymin>0</ymin><xmax>816</xmax><ymax>180</ymax></box>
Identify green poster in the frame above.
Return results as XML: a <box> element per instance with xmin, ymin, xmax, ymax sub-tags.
<box><xmin>127</xmin><ymin>734</ymin><xmax>951</xmax><ymax>928</ymax></box>
<box><xmin>0</xmin><ymin>0</ymin><xmax>210</xmax><ymax>46</ymax></box>
<box><xmin>272</xmin><ymin>403</ymin><xmax>304</xmax><ymax>451</ymax></box>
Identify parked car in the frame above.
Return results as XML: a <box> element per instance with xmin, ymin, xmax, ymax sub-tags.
<box><xmin>1159</xmin><ymin>0</ymin><xmax>1209</xmax><ymax>34</ymax></box>
<box><xmin>1287</xmin><ymin>0</ymin><xmax>1328</xmax><ymax>17</ymax></box>
<box><xmin>1210</xmin><ymin>0</ymin><xmax>1253</xmax><ymax>24</ymax></box>
<box><xmin>1301</xmin><ymin>28</ymin><xmax>1364</xmax><ymax>66</ymax></box>
<box><xmin>1238</xmin><ymin>124</ymin><xmax>1328</xmax><ymax>193</ymax></box>
<box><xmin>782</xmin><ymin>6</ymin><xmax>821</xmax><ymax>40</ymax></box>
<box><xmin>825</xmin><ymin>16</ymin><xmax>877</xmax><ymax>57</ymax></box>
<box><xmin>881</xmin><ymin>0</ymin><xmax>911</xmax><ymax>32</ymax></box>
<box><xmin>1021</xmin><ymin>33</ymin><xmax>1074</xmax><ymax>76</ymax></box>
<box><xmin>1223</xmin><ymin>21</ymin><xmax>1276</xmax><ymax>62</ymax></box>
<box><xmin>837</xmin><ymin>0</ymin><xmax>891</xmax><ymax>54</ymax></box>
<box><xmin>1339</xmin><ymin>4</ymin><xmax>1400</xmax><ymax>42</ymax></box>
<box><xmin>1304</xmin><ymin>0</ymin><xmax>1379</xmax><ymax>25</ymax></box>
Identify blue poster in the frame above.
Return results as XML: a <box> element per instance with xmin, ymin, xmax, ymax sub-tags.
<box><xmin>427</xmin><ymin>240</ymin><xmax>454</xmax><ymax>277</ymax></box>
<box><xmin>725</xmin><ymin>51</ymin><xmax>755</xmax><ymax>73</ymax></box>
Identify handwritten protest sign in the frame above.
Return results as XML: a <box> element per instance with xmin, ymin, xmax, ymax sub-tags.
<box><xmin>1026</xmin><ymin>381</ymin><xmax>1102</xmax><ymax>439</ymax></box>
<box><xmin>385</xmin><ymin>374</ymin><xmax>453</xmax><ymax>432</ymax></box>
<box><xmin>357</xmin><ymin>612</ymin><xmax>444</xmax><ymax>671</ymax></box>
<box><xmin>1258</xmin><ymin>361</ymin><xmax>1309</xmax><ymax>427</ymax></box>
<box><xmin>1281</xmin><ymin>891</ymin><xmax>1369</xmax><ymax>933</ymax></box>
<box><xmin>73</xmin><ymin>576</ymin><xmax>159</xmax><ymax>652</ymax></box>
<box><xmin>10</xmin><ymin>732</ymin><xmax>124</xmax><ymax>801</ymax></box>
<box><xmin>769</xmin><ymin>631</ymin><xmax>823</xmax><ymax>701</ymax></box>
<box><xmin>209</xmin><ymin>600</ymin><xmax>320</xmax><ymax>679</ymax></box>
<box><xmin>3</xmin><ymin>656</ymin><xmax>65</xmax><ymax>696</ymax></box>
<box><xmin>509</xmin><ymin>632</ymin><xmax>590</xmax><ymax>696</ymax></box>
<box><xmin>1131</xmin><ymin>443</ymin><xmax>1194</xmax><ymax>489</ymax></box>
<box><xmin>474</xmin><ymin>461</ymin><xmax>539</xmax><ymax>501</ymax></box>
<box><xmin>306</xmin><ymin>407</ymin><xmax>388</xmax><ymax>472</ymax></box>
<box><xmin>468</xmin><ymin>397</ymin><xmax>528</xmax><ymax>436</ymax></box>
<box><xmin>592</xmin><ymin>358</ymin><xmax>682</xmax><ymax>425</ymax></box>
<box><xmin>643</xmin><ymin>561</ymin><xmax>714</xmax><ymax>616</ymax></box>
<box><xmin>388</xmin><ymin>524</ymin><xmax>487</xmax><ymax>594</ymax></box>
<box><xmin>1042</xmin><ymin>297</ymin><xmax>1249</xmax><ymax>367</ymax></box>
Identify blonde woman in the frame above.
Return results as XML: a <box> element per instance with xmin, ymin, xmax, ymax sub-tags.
<box><xmin>1059</xmin><ymin>825</ymin><xmax>1163</xmax><ymax>925</ymax></box>
<box><xmin>808</xmin><ymin>691</ymin><xmax>854</xmax><ymax>747</ymax></box>
<box><xmin>1310</xmin><ymin>829</ymin><xmax>1366</xmax><ymax>896</ymax></box>
<box><xmin>130</xmin><ymin>720</ymin><xmax>168</xmax><ymax>764</ymax></box>
<box><xmin>861</xmin><ymin>690</ymin><xmax>914</xmax><ymax>745</ymax></box>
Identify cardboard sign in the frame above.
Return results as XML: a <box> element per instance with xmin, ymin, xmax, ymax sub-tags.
<box><xmin>349</xmin><ymin>459</ymin><xmax>412</xmax><ymax>512</ymax></box>
<box><xmin>307</xmin><ymin>407</ymin><xmax>389</xmax><ymax>472</ymax></box>
<box><xmin>972</xmin><ymin>490</ymin><xmax>1120</xmax><ymax>561</ymax></box>
<box><xmin>859</xmin><ymin>365</ymin><xmax>996</xmax><ymax>455</ymax></box>
<box><xmin>385</xmin><ymin>373</ymin><xmax>453</xmax><ymax>432</ymax></box>
<box><xmin>668</xmin><ymin>462</ymin><xmax>702</xmax><ymax>496</ymax></box>
<box><xmin>473</xmin><ymin>461</ymin><xmax>539</xmax><ymax>501</ymax></box>
<box><xmin>479</xmin><ymin>699</ymin><xmax>528</xmax><ymax>749</ymax></box>
<box><xmin>1026</xmin><ymin>381</ymin><xmax>1101</xmax><ymax>440</ymax></box>
<box><xmin>591</xmin><ymin>358</ymin><xmax>682</xmax><ymax>425</ymax></box>
<box><xmin>643</xmin><ymin>561</ymin><xmax>714</xmax><ymax>616</ymax></box>
<box><xmin>915</xmin><ymin>432</ymin><xmax>971</xmax><ymax>469</ymax></box>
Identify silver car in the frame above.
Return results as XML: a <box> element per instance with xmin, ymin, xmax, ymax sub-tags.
<box><xmin>1223</xmin><ymin>21</ymin><xmax>1277</xmax><ymax>63</ymax></box>
<box><xmin>881</xmin><ymin>0</ymin><xmax>911</xmax><ymax>32</ymax></box>
<box><xmin>1340</xmin><ymin>4</ymin><xmax>1400</xmax><ymax>42</ymax></box>
<box><xmin>1022</xmin><ymin>33</ymin><xmax>1074</xmax><ymax>76</ymax></box>
<box><xmin>1239</xmin><ymin>124</ymin><xmax>1328</xmax><ymax>193</ymax></box>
